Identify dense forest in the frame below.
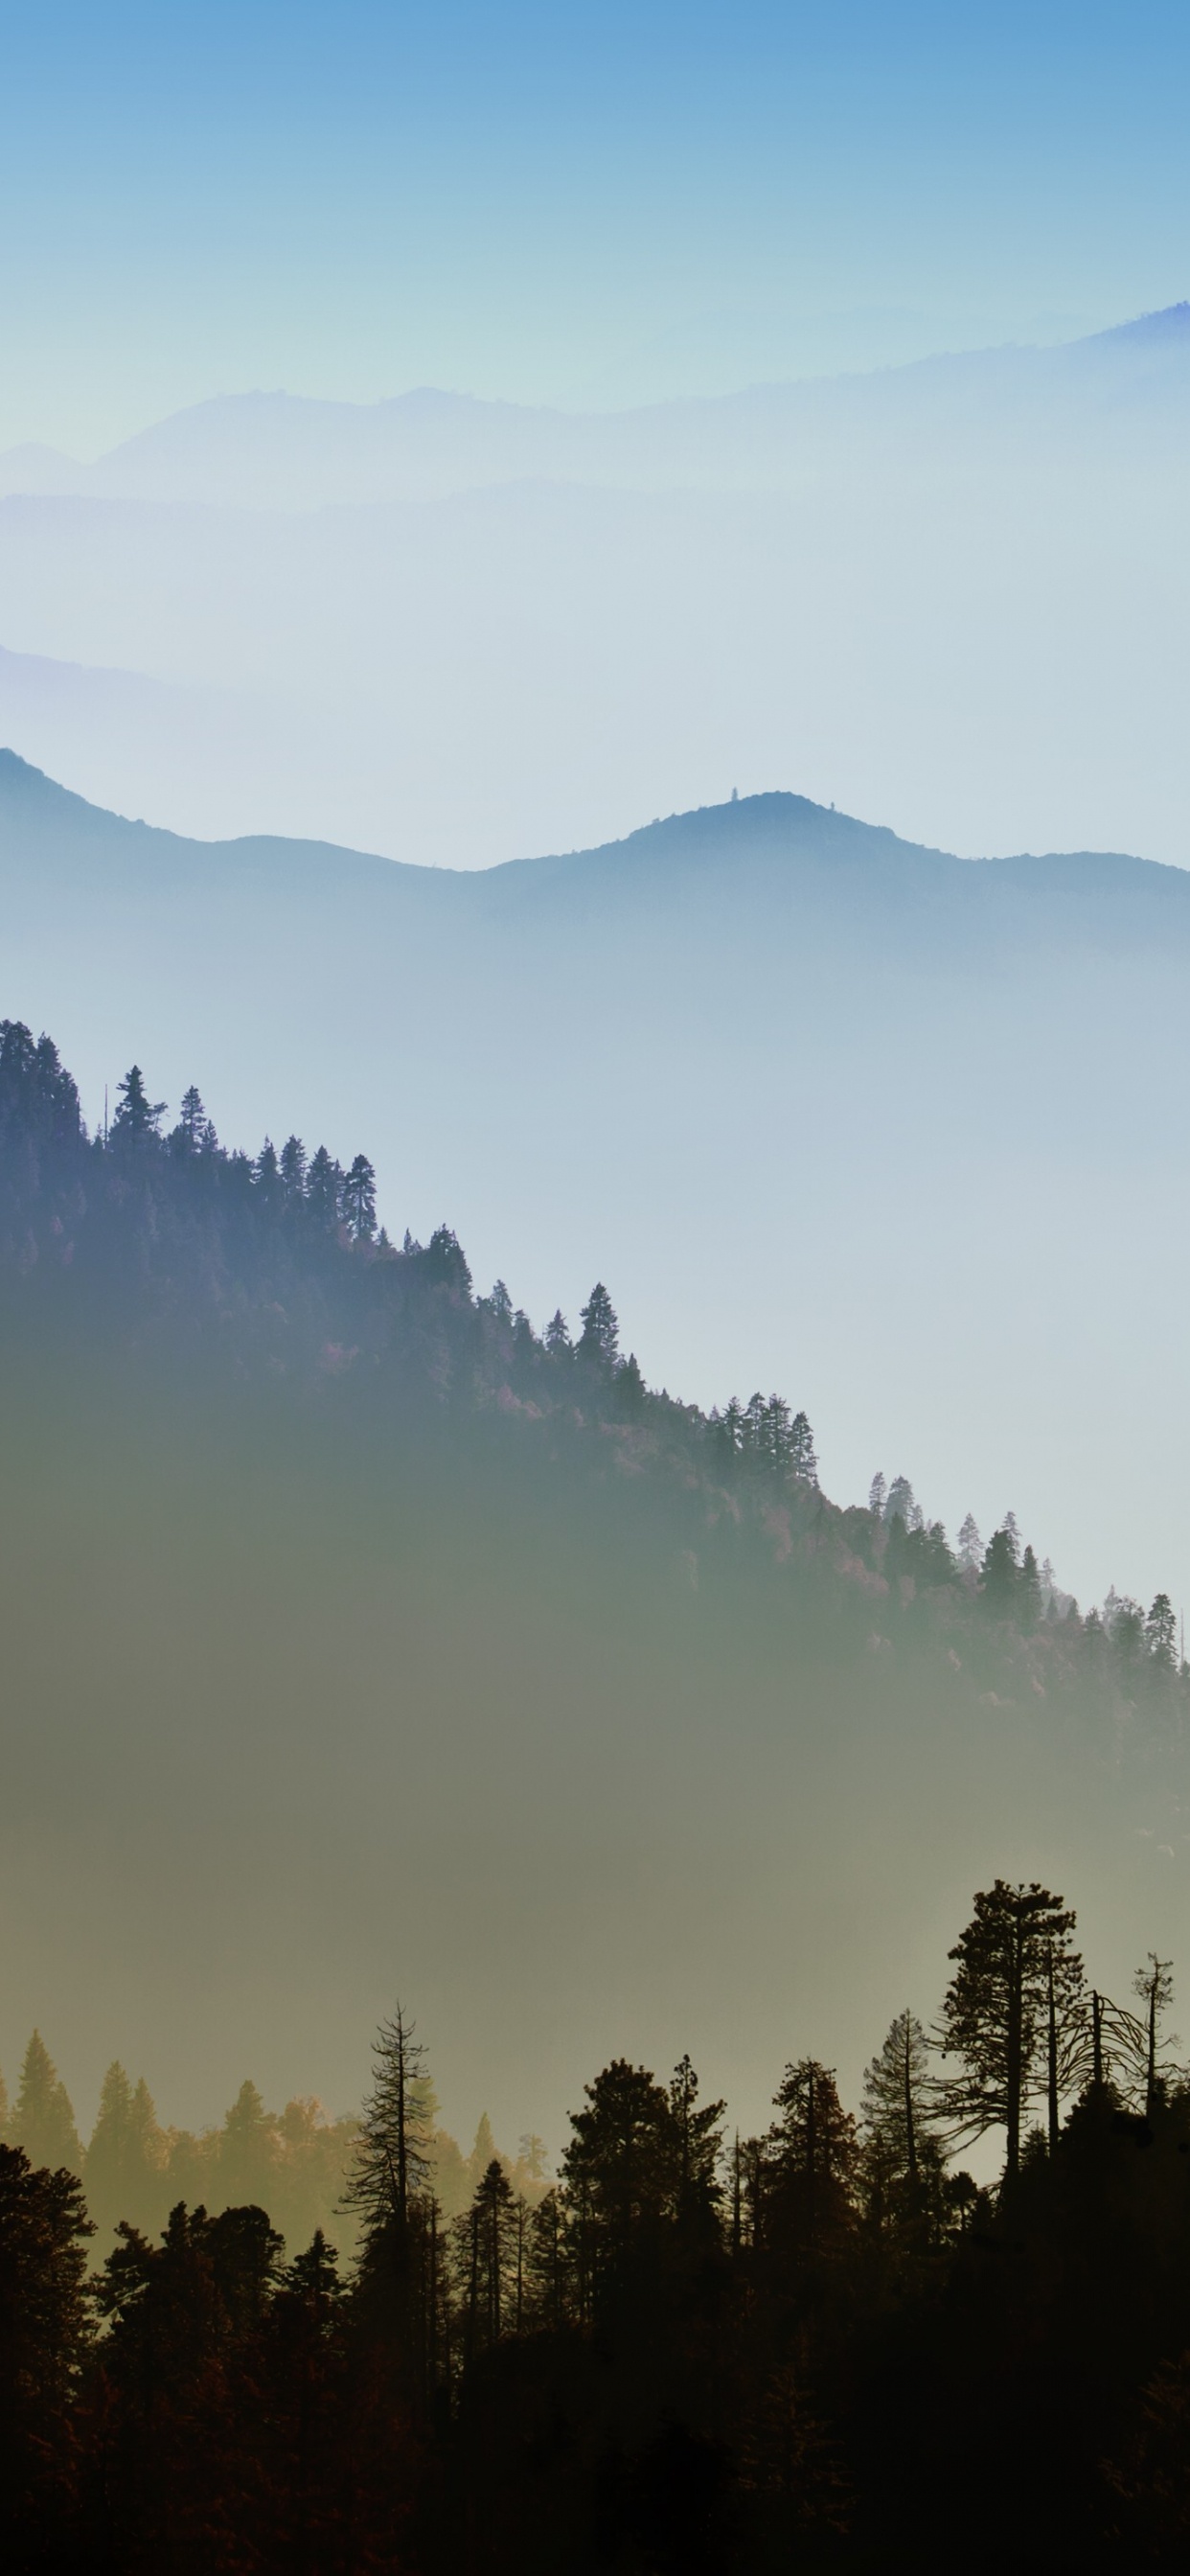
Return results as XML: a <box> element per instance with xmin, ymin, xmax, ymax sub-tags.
<box><xmin>7</xmin><ymin>1892</ymin><xmax>1190</xmax><ymax>2570</ymax></box>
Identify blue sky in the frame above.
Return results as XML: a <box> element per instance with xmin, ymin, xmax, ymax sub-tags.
<box><xmin>2</xmin><ymin>0</ymin><xmax>1189</xmax><ymax>447</ymax></box>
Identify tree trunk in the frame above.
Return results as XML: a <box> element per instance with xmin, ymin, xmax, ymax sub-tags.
<box><xmin>1006</xmin><ymin>1907</ymin><xmax>1024</xmax><ymax>2177</ymax></box>
<box><xmin>1046</xmin><ymin>1946</ymin><xmax>1059</xmax><ymax>2152</ymax></box>
<box><xmin>903</xmin><ymin>2015</ymin><xmax>919</xmax><ymax>2187</ymax></box>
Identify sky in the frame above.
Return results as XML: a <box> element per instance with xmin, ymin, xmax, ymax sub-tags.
<box><xmin>2</xmin><ymin>1</ymin><xmax>1189</xmax><ymax>453</ymax></box>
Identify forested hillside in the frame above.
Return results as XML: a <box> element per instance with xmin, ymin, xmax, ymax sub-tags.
<box><xmin>1</xmin><ymin>1010</ymin><xmax>1179</xmax><ymax>1711</ymax></box>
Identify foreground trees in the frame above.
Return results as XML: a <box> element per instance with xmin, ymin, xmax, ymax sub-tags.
<box><xmin>6</xmin><ymin>1885</ymin><xmax>1190</xmax><ymax>2569</ymax></box>
<box><xmin>938</xmin><ymin>1879</ymin><xmax>1083</xmax><ymax>2174</ymax></box>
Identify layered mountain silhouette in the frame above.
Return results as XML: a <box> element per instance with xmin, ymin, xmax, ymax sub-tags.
<box><xmin>0</xmin><ymin>306</ymin><xmax>1186</xmax><ymax>873</ymax></box>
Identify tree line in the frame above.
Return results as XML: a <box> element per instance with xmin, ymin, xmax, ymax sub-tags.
<box><xmin>6</xmin><ymin>1884</ymin><xmax>1190</xmax><ymax>2569</ymax></box>
<box><xmin>0</xmin><ymin>2032</ymin><xmax>542</xmax><ymax>2259</ymax></box>
<box><xmin>0</xmin><ymin>1016</ymin><xmax>1181</xmax><ymax>1738</ymax></box>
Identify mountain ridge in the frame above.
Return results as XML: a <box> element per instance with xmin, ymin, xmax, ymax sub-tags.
<box><xmin>3</xmin><ymin>746</ymin><xmax>1181</xmax><ymax>905</ymax></box>
<box><xmin>4</xmin><ymin>303</ymin><xmax>1189</xmax><ymax>512</ymax></box>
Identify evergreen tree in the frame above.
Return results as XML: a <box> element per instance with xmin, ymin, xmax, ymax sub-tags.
<box><xmin>885</xmin><ymin>1475</ymin><xmax>915</xmax><ymax>1528</ymax></box>
<box><xmin>790</xmin><ymin>1409</ymin><xmax>818</xmax><ymax>1485</ymax></box>
<box><xmin>453</xmin><ymin>2158</ymin><xmax>519</xmax><ymax>2355</ymax></box>
<box><xmin>217</xmin><ymin>2079</ymin><xmax>279</xmax><ymax>2211</ymax></box>
<box><xmin>562</xmin><ymin>2060</ymin><xmax>678</xmax><ymax>2302</ymax></box>
<box><xmin>544</xmin><ymin>1309</ymin><xmax>571</xmax><ymax>1357</ymax></box>
<box><xmin>1145</xmin><ymin>1594</ymin><xmax>1177</xmax><ymax>1668</ymax></box>
<box><xmin>254</xmin><ymin>1137</ymin><xmax>282</xmax><ymax>1208</ymax></box>
<box><xmin>525</xmin><ymin>2186</ymin><xmax>571</xmax><ymax>2329</ymax></box>
<box><xmin>0</xmin><ymin>2145</ymin><xmax>93</xmax><ymax>2560</ymax></box>
<box><xmin>1132</xmin><ymin>1954</ymin><xmax>1177</xmax><ymax>2116</ymax></box>
<box><xmin>764</xmin><ymin>1394</ymin><xmax>792</xmax><ymax>1471</ymax></box>
<box><xmin>342</xmin><ymin>1153</ymin><xmax>377</xmax><ymax>1242</ymax></box>
<box><xmin>577</xmin><ymin>1281</ymin><xmax>619</xmax><ymax>1368</ymax></box>
<box><xmin>764</xmin><ymin>2059</ymin><xmax>858</xmax><ymax>2252</ymax></box>
<box><xmin>12</xmin><ymin>2034</ymin><xmax>82</xmax><ymax>2175</ymax></box>
<box><xmin>520</xmin><ymin>2132</ymin><xmax>548</xmax><ymax>2179</ymax></box>
<box><xmin>279</xmin><ymin>1134</ymin><xmax>308</xmax><ymax>1204</ymax></box>
<box><xmin>110</xmin><ymin>1064</ymin><xmax>166</xmax><ymax>1149</ymax></box>
<box><xmin>85</xmin><ymin>2062</ymin><xmax>166</xmax><ymax>2239</ymax></box>
<box><xmin>956</xmin><ymin>1512</ymin><xmax>982</xmax><ymax>1573</ymax></box>
<box><xmin>305</xmin><ymin>1145</ymin><xmax>342</xmax><ymax>1231</ymax></box>
<box><xmin>344</xmin><ymin>2005</ymin><xmax>433</xmax><ymax>2242</ymax></box>
<box><xmin>467</xmin><ymin>2111</ymin><xmax>500</xmax><ymax>2192</ymax></box>
<box><xmin>861</xmin><ymin>2011</ymin><xmax>945</xmax><ymax>2232</ymax></box>
<box><xmin>869</xmin><ymin>1472</ymin><xmax>887</xmax><ymax>1518</ymax></box>
<box><xmin>1019</xmin><ymin>1544</ymin><xmax>1042</xmax><ymax>1629</ymax></box>
<box><xmin>980</xmin><ymin>1523</ymin><xmax>1020</xmax><ymax>1609</ymax></box>
<box><xmin>938</xmin><ymin>1882</ymin><xmax>1083</xmax><ymax>2175</ymax></box>
<box><xmin>172</xmin><ymin>1084</ymin><xmax>211</xmax><ymax>1156</ymax></box>
<box><xmin>619</xmin><ymin>1351</ymin><xmax>648</xmax><ymax>1413</ymax></box>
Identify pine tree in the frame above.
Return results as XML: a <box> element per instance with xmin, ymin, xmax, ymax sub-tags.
<box><xmin>110</xmin><ymin>1064</ymin><xmax>166</xmax><ymax>1149</ymax></box>
<box><xmin>545</xmin><ymin>1309</ymin><xmax>572</xmax><ymax>1357</ymax></box>
<box><xmin>1132</xmin><ymin>1955</ymin><xmax>1177</xmax><ymax>2116</ymax></box>
<box><xmin>342</xmin><ymin>1153</ymin><xmax>377</xmax><ymax>1242</ymax></box>
<box><xmin>1019</xmin><ymin>1544</ymin><xmax>1042</xmax><ymax>1629</ymax></box>
<box><xmin>172</xmin><ymin>1084</ymin><xmax>211</xmax><ymax>1156</ymax></box>
<box><xmin>453</xmin><ymin>2159</ymin><xmax>519</xmax><ymax>2354</ymax></box>
<box><xmin>85</xmin><ymin>2062</ymin><xmax>166</xmax><ymax>2238</ymax></box>
<box><xmin>669</xmin><ymin>2056</ymin><xmax>725</xmax><ymax>2229</ymax></box>
<box><xmin>764</xmin><ymin>2059</ymin><xmax>858</xmax><ymax>2257</ymax></box>
<box><xmin>980</xmin><ymin>1523</ymin><xmax>1020</xmax><ymax>1609</ymax></box>
<box><xmin>525</xmin><ymin>2187</ymin><xmax>571</xmax><ymax>2329</ymax></box>
<box><xmin>12</xmin><ymin>2034</ymin><xmax>82</xmax><ymax>2176</ymax></box>
<box><xmin>790</xmin><ymin>1410</ymin><xmax>818</xmax><ymax>1485</ymax></box>
<box><xmin>1145</xmin><ymin>1595</ymin><xmax>1177</xmax><ymax>1668</ymax></box>
<box><xmin>861</xmin><ymin>2012</ymin><xmax>945</xmax><ymax>2231</ymax></box>
<box><xmin>956</xmin><ymin>1512</ymin><xmax>982</xmax><ymax>1573</ymax></box>
<box><xmin>345</xmin><ymin>2006</ymin><xmax>434</xmax><ymax>2242</ymax></box>
<box><xmin>869</xmin><ymin>1472</ymin><xmax>887</xmax><ymax>1518</ymax></box>
<box><xmin>0</xmin><ymin>2144</ymin><xmax>93</xmax><ymax>2554</ymax></box>
<box><xmin>561</xmin><ymin>2059</ymin><xmax>678</xmax><ymax>2301</ymax></box>
<box><xmin>885</xmin><ymin>1475</ymin><xmax>915</xmax><ymax>1528</ymax></box>
<box><xmin>305</xmin><ymin>1145</ymin><xmax>342</xmax><ymax>1231</ymax></box>
<box><xmin>279</xmin><ymin>1134</ymin><xmax>308</xmax><ymax>1204</ymax></box>
<box><xmin>467</xmin><ymin>2112</ymin><xmax>499</xmax><ymax>2192</ymax></box>
<box><xmin>217</xmin><ymin>2080</ymin><xmax>279</xmax><ymax>2211</ymax></box>
<box><xmin>577</xmin><ymin>1282</ymin><xmax>619</xmax><ymax>1368</ymax></box>
<box><xmin>619</xmin><ymin>1351</ymin><xmax>647</xmax><ymax>1413</ymax></box>
<box><xmin>254</xmin><ymin>1138</ymin><xmax>282</xmax><ymax>1208</ymax></box>
<box><xmin>937</xmin><ymin>1882</ymin><xmax>1083</xmax><ymax>2176</ymax></box>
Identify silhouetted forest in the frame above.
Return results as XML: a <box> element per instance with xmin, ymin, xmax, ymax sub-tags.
<box><xmin>7</xmin><ymin>1893</ymin><xmax>1190</xmax><ymax>2571</ymax></box>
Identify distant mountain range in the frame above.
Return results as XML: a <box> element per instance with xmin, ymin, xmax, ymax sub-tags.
<box><xmin>0</xmin><ymin>306</ymin><xmax>1187</xmax><ymax>880</ymax></box>
<box><xmin>3</xmin><ymin>305</ymin><xmax>1189</xmax><ymax>511</ymax></box>
<box><xmin>2</xmin><ymin>748</ymin><xmax>1189</xmax><ymax>1616</ymax></box>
